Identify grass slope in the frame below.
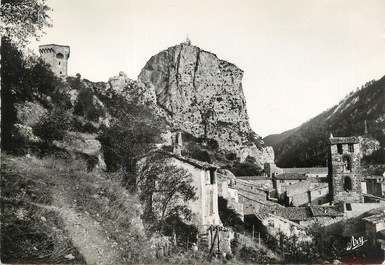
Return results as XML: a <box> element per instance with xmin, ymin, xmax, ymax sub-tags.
<box><xmin>1</xmin><ymin>154</ymin><xmax>148</xmax><ymax>264</ymax></box>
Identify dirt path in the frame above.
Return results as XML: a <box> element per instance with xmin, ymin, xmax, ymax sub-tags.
<box><xmin>34</xmin><ymin>182</ymin><xmax>120</xmax><ymax>264</ymax></box>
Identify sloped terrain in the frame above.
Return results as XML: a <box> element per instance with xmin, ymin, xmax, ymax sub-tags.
<box><xmin>1</xmin><ymin>154</ymin><xmax>148</xmax><ymax>264</ymax></box>
<box><xmin>264</xmin><ymin>76</ymin><xmax>385</xmax><ymax>167</ymax></box>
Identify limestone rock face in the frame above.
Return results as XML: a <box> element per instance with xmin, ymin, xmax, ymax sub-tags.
<box><xmin>138</xmin><ymin>43</ymin><xmax>274</xmax><ymax>164</ymax></box>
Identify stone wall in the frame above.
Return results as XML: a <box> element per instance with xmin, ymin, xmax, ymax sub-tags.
<box><xmin>261</xmin><ymin>214</ymin><xmax>310</xmax><ymax>241</ymax></box>
<box><xmin>283</xmin><ymin>180</ymin><xmax>311</xmax><ymax>196</ymax></box>
<box><xmin>207</xmin><ymin>227</ymin><xmax>234</xmax><ymax>254</ymax></box>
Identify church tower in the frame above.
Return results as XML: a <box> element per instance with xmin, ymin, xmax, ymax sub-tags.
<box><xmin>328</xmin><ymin>135</ymin><xmax>362</xmax><ymax>203</ymax></box>
<box><xmin>39</xmin><ymin>44</ymin><xmax>70</xmax><ymax>77</ymax></box>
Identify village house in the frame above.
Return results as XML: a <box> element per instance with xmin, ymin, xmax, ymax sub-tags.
<box><xmin>252</xmin><ymin>212</ymin><xmax>311</xmax><ymax>241</ymax></box>
<box><xmin>363</xmin><ymin>210</ymin><xmax>385</xmax><ymax>248</ymax></box>
<box><xmin>364</xmin><ymin>176</ymin><xmax>385</xmax><ymax>198</ymax></box>
<box><xmin>283</xmin><ymin>181</ymin><xmax>330</xmax><ymax>206</ymax></box>
<box><xmin>138</xmin><ymin>132</ymin><xmax>222</xmax><ymax>233</ymax></box>
<box><xmin>272</xmin><ymin>173</ymin><xmax>307</xmax><ymax>194</ymax></box>
<box><xmin>216</xmin><ymin>169</ymin><xmax>244</xmax><ymax>219</ymax></box>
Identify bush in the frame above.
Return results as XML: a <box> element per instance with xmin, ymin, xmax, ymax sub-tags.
<box><xmin>229</xmin><ymin>160</ymin><xmax>263</xmax><ymax>176</ymax></box>
<box><xmin>226</xmin><ymin>152</ymin><xmax>237</xmax><ymax>161</ymax></box>
<box><xmin>32</xmin><ymin>107</ymin><xmax>72</xmax><ymax>144</ymax></box>
<box><xmin>74</xmin><ymin>87</ymin><xmax>106</xmax><ymax>122</ymax></box>
<box><xmin>218</xmin><ymin>196</ymin><xmax>246</xmax><ymax>233</ymax></box>
<box><xmin>239</xmin><ymin>245</ymin><xmax>270</xmax><ymax>263</ymax></box>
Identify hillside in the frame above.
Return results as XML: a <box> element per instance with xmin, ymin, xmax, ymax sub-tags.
<box><xmin>1</xmin><ymin>154</ymin><xmax>147</xmax><ymax>263</ymax></box>
<box><xmin>264</xmin><ymin>76</ymin><xmax>385</xmax><ymax>168</ymax></box>
<box><xmin>2</xmin><ymin>38</ymin><xmax>270</xmax><ymax>263</ymax></box>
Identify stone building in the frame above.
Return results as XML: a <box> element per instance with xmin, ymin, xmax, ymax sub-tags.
<box><xmin>272</xmin><ymin>173</ymin><xmax>307</xmax><ymax>194</ymax></box>
<box><xmin>139</xmin><ymin>132</ymin><xmax>221</xmax><ymax>233</ymax></box>
<box><xmin>328</xmin><ymin>135</ymin><xmax>363</xmax><ymax>203</ymax></box>
<box><xmin>39</xmin><ymin>44</ymin><xmax>70</xmax><ymax>77</ymax></box>
<box><xmin>365</xmin><ymin>176</ymin><xmax>385</xmax><ymax>198</ymax></box>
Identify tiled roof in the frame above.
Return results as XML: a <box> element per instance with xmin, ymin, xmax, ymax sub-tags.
<box><xmin>363</xmin><ymin>212</ymin><xmax>385</xmax><ymax>224</ymax></box>
<box><xmin>281</xmin><ymin>167</ymin><xmax>328</xmax><ymax>175</ymax></box>
<box><xmin>274</xmin><ymin>173</ymin><xmax>307</xmax><ymax>180</ymax></box>
<box><xmin>377</xmin><ymin>230</ymin><xmax>385</xmax><ymax>240</ymax></box>
<box><xmin>310</xmin><ymin>206</ymin><xmax>344</xmax><ymax>217</ymax></box>
<box><xmin>260</xmin><ymin>206</ymin><xmax>312</xmax><ymax>221</ymax></box>
<box><xmin>166</xmin><ymin>152</ymin><xmax>217</xmax><ymax>170</ymax></box>
<box><xmin>329</xmin><ymin>136</ymin><xmax>359</xmax><ymax>144</ymax></box>
<box><xmin>236</xmin><ymin>176</ymin><xmax>271</xmax><ymax>180</ymax></box>
<box><xmin>143</xmin><ymin>149</ymin><xmax>217</xmax><ymax>170</ymax></box>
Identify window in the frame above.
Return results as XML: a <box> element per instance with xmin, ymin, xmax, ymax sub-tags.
<box><xmin>56</xmin><ymin>53</ymin><xmax>64</xmax><ymax>59</ymax></box>
<box><xmin>60</xmin><ymin>71</ymin><xmax>62</xmax><ymax>74</ymax></box>
<box><xmin>346</xmin><ymin>203</ymin><xmax>352</xmax><ymax>211</ymax></box>
<box><xmin>58</xmin><ymin>62</ymin><xmax>61</xmax><ymax>65</ymax></box>
<box><xmin>348</xmin><ymin>144</ymin><xmax>354</xmax><ymax>152</ymax></box>
<box><xmin>343</xmin><ymin>156</ymin><xmax>351</xmax><ymax>171</ymax></box>
<box><xmin>344</xmin><ymin>176</ymin><xmax>352</xmax><ymax>191</ymax></box>
<box><xmin>209</xmin><ymin>169</ymin><xmax>215</xmax><ymax>184</ymax></box>
<box><xmin>268</xmin><ymin>220</ymin><xmax>275</xmax><ymax>228</ymax></box>
<box><xmin>337</xmin><ymin>144</ymin><xmax>343</xmax><ymax>154</ymax></box>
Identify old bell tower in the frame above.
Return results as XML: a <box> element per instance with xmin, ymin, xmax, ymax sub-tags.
<box><xmin>328</xmin><ymin>135</ymin><xmax>362</xmax><ymax>203</ymax></box>
<box><xmin>39</xmin><ymin>44</ymin><xmax>70</xmax><ymax>77</ymax></box>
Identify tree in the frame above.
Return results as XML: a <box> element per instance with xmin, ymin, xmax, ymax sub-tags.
<box><xmin>136</xmin><ymin>152</ymin><xmax>196</xmax><ymax>233</ymax></box>
<box><xmin>74</xmin><ymin>86</ymin><xmax>106</xmax><ymax>122</ymax></box>
<box><xmin>97</xmin><ymin>95</ymin><xmax>167</xmax><ymax>186</ymax></box>
<box><xmin>218</xmin><ymin>196</ymin><xmax>246</xmax><ymax>233</ymax></box>
<box><xmin>230</xmin><ymin>156</ymin><xmax>263</xmax><ymax>176</ymax></box>
<box><xmin>1</xmin><ymin>0</ymin><xmax>52</xmax><ymax>48</ymax></box>
<box><xmin>32</xmin><ymin>107</ymin><xmax>72</xmax><ymax>145</ymax></box>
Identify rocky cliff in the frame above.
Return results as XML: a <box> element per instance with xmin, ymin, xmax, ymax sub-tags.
<box><xmin>137</xmin><ymin>43</ymin><xmax>274</xmax><ymax>164</ymax></box>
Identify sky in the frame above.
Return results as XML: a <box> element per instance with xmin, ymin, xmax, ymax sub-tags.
<box><xmin>29</xmin><ymin>0</ymin><xmax>385</xmax><ymax>137</ymax></box>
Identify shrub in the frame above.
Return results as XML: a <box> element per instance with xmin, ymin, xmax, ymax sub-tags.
<box><xmin>230</xmin><ymin>160</ymin><xmax>263</xmax><ymax>176</ymax></box>
<box><xmin>32</xmin><ymin>107</ymin><xmax>72</xmax><ymax>144</ymax></box>
<box><xmin>226</xmin><ymin>152</ymin><xmax>237</xmax><ymax>161</ymax></box>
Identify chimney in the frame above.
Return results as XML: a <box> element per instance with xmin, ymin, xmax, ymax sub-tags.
<box><xmin>172</xmin><ymin>132</ymin><xmax>182</xmax><ymax>156</ymax></box>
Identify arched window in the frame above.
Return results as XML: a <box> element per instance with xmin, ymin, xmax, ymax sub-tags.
<box><xmin>344</xmin><ymin>176</ymin><xmax>352</xmax><ymax>191</ymax></box>
<box><xmin>343</xmin><ymin>156</ymin><xmax>351</xmax><ymax>171</ymax></box>
<box><xmin>56</xmin><ymin>53</ymin><xmax>64</xmax><ymax>59</ymax></box>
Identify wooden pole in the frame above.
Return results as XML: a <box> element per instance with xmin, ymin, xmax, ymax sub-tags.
<box><xmin>258</xmin><ymin>232</ymin><xmax>260</xmax><ymax>245</ymax></box>
<box><xmin>187</xmin><ymin>237</ymin><xmax>189</xmax><ymax>252</ymax></box>
<box><xmin>252</xmin><ymin>225</ymin><xmax>254</xmax><ymax>240</ymax></box>
<box><xmin>217</xmin><ymin>227</ymin><xmax>220</xmax><ymax>254</ymax></box>
<box><xmin>210</xmin><ymin>226</ymin><xmax>213</xmax><ymax>247</ymax></box>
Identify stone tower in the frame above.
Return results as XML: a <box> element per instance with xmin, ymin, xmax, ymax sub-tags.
<box><xmin>328</xmin><ymin>135</ymin><xmax>362</xmax><ymax>203</ymax></box>
<box><xmin>171</xmin><ymin>131</ymin><xmax>182</xmax><ymax>156</ymax></box>
<box><xmin>39</xmin><ymin>44</ymin><xmax>70</xmax><ymax>77</ymax></box>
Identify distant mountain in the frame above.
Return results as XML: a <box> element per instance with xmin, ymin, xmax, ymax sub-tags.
<box><xmin>263</xmin><ymin>76</ymin><xmax>385</xmax><ymax>167</ymax></box>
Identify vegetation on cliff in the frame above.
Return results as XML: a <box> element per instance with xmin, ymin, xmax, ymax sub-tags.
<box><xmin>264</xmin><ymin>77</ymin><xmax>385</xmax><ymax>169</ymax></box>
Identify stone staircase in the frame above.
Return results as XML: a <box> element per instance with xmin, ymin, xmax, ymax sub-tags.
<box><xmin>198</xmin><ymin>232</ymin><xmax>209</xmax><ymax>250</ymax></box>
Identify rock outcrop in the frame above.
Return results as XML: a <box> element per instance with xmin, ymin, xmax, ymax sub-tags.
<box><xmin>138</xmin><ymin>43</ymin><xmax>274</xmax><ymax>164</ymax></box>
